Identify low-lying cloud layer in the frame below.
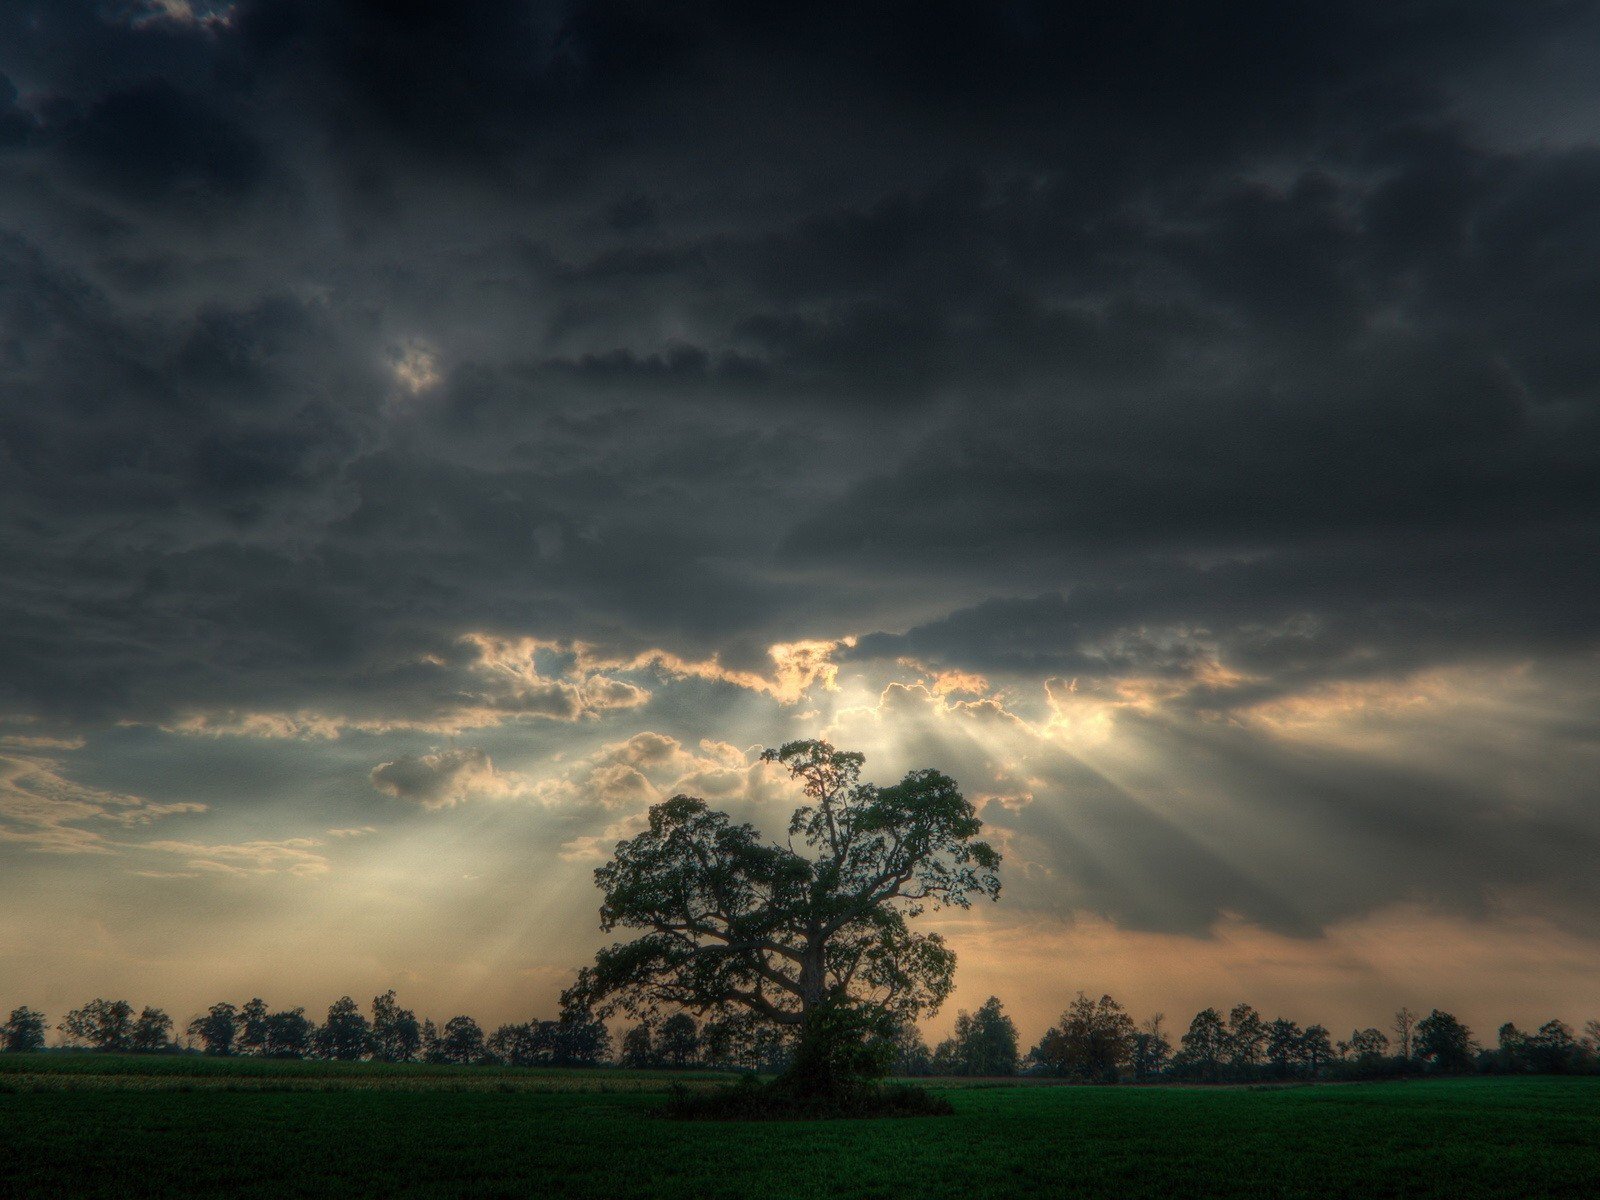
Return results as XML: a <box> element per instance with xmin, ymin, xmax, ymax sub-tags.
<box><xmin>2</xmin><ymin>1</ymin><xmax>1599</xmax><ymax>1037</ymax></box>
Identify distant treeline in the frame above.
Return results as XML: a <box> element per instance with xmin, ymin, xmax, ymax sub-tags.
<box><xmin>8</xmin><ymin>991</ymin><xmax>1600</xmax><ymax>1081</ymax></box>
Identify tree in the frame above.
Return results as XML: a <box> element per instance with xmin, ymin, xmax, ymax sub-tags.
<box><xmin>238</xmin><ymin>998</ymin><xmax>270</xmax><ymax>1055</ymax></box>
<box><xmin>1414</xmin><ymin>1009</ymin><xmax>1475</xmax><ymax>1074</ymax></box>
<box><xmin>1032</xmin><ymin>993</ymin><xmax>1135</xmax><ymax>1082</ymax></box>
<box><xmin>1299</xmin><ymin>1025</ymin><xmax>1334</xmax><ymax>1078</ymax></box>
<box><xmin>369</xmin><ymin>990</ymin><xmax>422</xmax><ymax>1063</ymax></box>
<box><xmin>1348</xmin><ymin>1027</ymin><xmax>1389</xmax><ymax>1060</ymax></box>
<box><xmin>486</xmin><ymin>1023</ymin><xmax>540</xmax><ymax>1067</ymax></box>
<box><xmin>564</xmin><ymin>740</ymin><xmax>1000</xmax><ymax>1097</ymax></box>
<box><xmin>886</xmin><ymin>1021</ymin><xmax>932</xmax><ymax>1076</ymax></box>
<box><xmin>1130</xmin><ymin>1014</ymin><xmax>1171</xmax><ymax>1082</ymax></box>
<box><xmin>315</xmin><ymin>996</ymin><xmax>370</xmax><ymax>1061</ymax></box>
<box><xmin>59</xmin><ymin>999</ymin><xmax>134</xmax><ymax>1051</ymax></box>
<box><xmin>1527</xmin><ymin>1020</ymin><xmax>1580</xmax><ymax>1075</ymax></box>
<box><xmin>618</xmin><ymin>1022</ymin><xmax>657</xmax><ymax>1069</ymax></box>
<box><xmin>1175</xmin><ymin>1008</ymin><xmax>1227</xmax><ymax>1082</ymax></box>
<box><xmin>131</xmin><ymin>1007</ymin><xmax>173</xmax><ymax>1053</ymax></box>
<box><xmin>3</xmin><ymin>1006</ymin><xmax>47</xmax><ymax>1052</ymax></box>
<box><xmin>1225</xmin><ymin>1004</ymin><xmax>1267</xmax><ymax>1077</ymax></box>
<box><xmin>939</xmin><ymin>996</ymin><xmax>1019</xmax><ymax>1076</ymax></box>
<box><xmin>1392</xmin><ymin>1007</ymin><xmax>1417</xmax><ymax>1062</ymax></box>
<box><xmin>188</xmin><ymin>1003</ymin><xmax>239</xmax><ymax>1056</ymax></box>
<box><xmin>434</xmin><ymin>1016</ymin><xmax>485</xmax><ymax>1065</ymax></box>
<box><xmin>1265</xmin><ymin>1018</ymin><xmax>1304</xmax><ymax>1079</ymax></box>
<box><xmin>657</xmin><ymin>1013</ymin><xmax>701</xmax><ymax>1068</ymax></box>
<box><xmin>262</xmin><ymin>1008</ymin><xmax>315</xmax><ymax>1058</ymax></box>
<box><xmin>421</xmin><ymin>1019</ymin><xmax>443</xmax><ymax>1063</ymax></box>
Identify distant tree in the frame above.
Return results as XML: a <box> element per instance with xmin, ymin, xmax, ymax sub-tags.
<box><xmin>1527</xmin><ymin>1020</ymin><xmax>1581</xmax><ymax>1075</ymax></box>
<box><xmin>619</xmin><ymin>1022</ymin><xmax>657</xmax><ymax>1069</ymax></box>
<box><xmin>563</xmin><ymin>741</ymin><xmax>1000</xmax><ymax>1098</ymax></box>
<box><xmin>433</xmin><ymin>1016</ymin><xmax>485</xmax><ymax>1065</ymax></box>
<box><xmin>1225</xmin><ymin>1004</ymin><xmax>1267</xmax><ymax>1077</ymax></box>
<box><xmin>238</xmin><ymin>998</ymin><xmax>270</xmax><ymax>1056</ymax></box>
<box><xmin>3</xmin><ymin>1006</ymin><xmax>47</xmax><ymax>1052</ymax></box>
<box><xmin>315</xmin><ymin>996</ymin><xmax>370</xmax><ymax>1061</ymax></box>
<box><xmin>59</xmin><ymin>999</ymin><xmax>135</xmax><ymax>1052</ymax></box>
<box><xmin>886</xmin><ymin>1021</ymin><xmax>932</xmax><ymax>1077</ymax></box>
<box><xmin>369</xmin><ymin>991</ymin><xmax>422</xmax><ymax>1063</ymax></box>
<box><xmin>1348</xmin><ymin>1027</ymin><xmax>1389</xmax><ymax>1060</ymax></box>
<box><xmin>1265</xmin><ymin>1018</ymin><xmax>1304</xmax><ymax>1080</ymax></box>
<box><xmin>188</xmin><ymin>1003</ymin><xmax>239</xmax><ymax>1056</ymax></box>
<box><xmin>1299</xmin><ymin>1025</ymin><xmax>1334</xmax><ymax>1078</ymax></box>
<box><xmin>1415</xmin><ymin>1010</ymin><xmax>1475</xmax><ymax>1074</ymax></box>
<box><xmin>1495</xmin><ymin>1022</ymin><xmax>1530</xmax><ymax>1073</ymax></box>
<box><xmin>129</xmin><ymin>1007</ymin><xmax>173</xmax><ymax>1053</ymax></box>
<box><xmin>1175</xmin><ymin>1008</ymin><xmax>1227</xmax><ymax>1082</ymax></box>
<box><xmin>1032</xmin><ymin>993</ymin><xmax>1135</xmax><ymax>1082</ymax></box>
<box><xmin>657</xmin><ymin>1013</ymin><xmax>701</xmax><ymax>1069</ymax></box>
<box><xmin>262</xmin><ymin>1008</ymin><xmax>315</xmax><ymax>1058</ymax></box>
<box><xmin>1130</xmin><ymin>1014</ymin><xmax>1171</xmax><ymax>1082</ymax></box>
<box><xmin>553</xmin><ymin>1008</ymin><xmax>612</xmax><ymax>1066</ymax></box>
<box><xmin>1392</xmin><ymin>1007</ymin><xmax>1417</xmax><ymax>1063</ymax></box>
<box><xmin>421</xmin><ymin>1019</ymin><xmax>443</xmax><ymax>1063</ymax></box>
<box><xmin>486</xmin><ymin>1023</ymin><xmax>540</xmax><ymax>1067</ymax></box>
<box><xmin>942</xmin><ymin>996</ymin><xmax>1019</xmax><ymax>1076</ymax></box>
<box><xmin>1585</xmin><ymin>1019</ymin><xmax>1600</xmax><ymax>1055</ymax></box>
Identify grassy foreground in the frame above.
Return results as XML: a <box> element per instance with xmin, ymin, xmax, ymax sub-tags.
<box><xmin>3</xmin><ymin>1056</ymin><xmax>1599</xmax><ymax>1199</ymax></box>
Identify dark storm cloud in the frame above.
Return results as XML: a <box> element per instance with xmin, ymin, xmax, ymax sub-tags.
<box><xmin>3</xmin><ymin>0</ymin><xmax>1600</xmax><ymax>943</ymax></box>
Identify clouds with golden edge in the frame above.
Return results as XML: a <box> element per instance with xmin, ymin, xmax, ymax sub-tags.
<box><xmin>162</xmin><ymin>633</ymin><xmax>851</xmax><ymax>740</ymax></box>
<box><xmin>0</xmin><ymin>751</ymin><xmax>207</xmax><ymax>855</ymax></box>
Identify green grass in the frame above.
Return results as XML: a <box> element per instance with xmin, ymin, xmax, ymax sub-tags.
<box><xmin>2</xmin><ymin>1056</ymin><xmax>1598</xmax><ymax>1198</ymax></box>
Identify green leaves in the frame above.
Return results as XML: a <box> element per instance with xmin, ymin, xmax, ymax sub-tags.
<box><xmin>568</xmin><ymin>739</ymin><xmax>1002</xmax><ymax>1077</ymax></box>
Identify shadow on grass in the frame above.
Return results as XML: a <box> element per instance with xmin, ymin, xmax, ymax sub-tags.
<box><xmin>663</xmin><ymin>1074</ymin><xmax>954</xmax><ymax>1120</ymax></box>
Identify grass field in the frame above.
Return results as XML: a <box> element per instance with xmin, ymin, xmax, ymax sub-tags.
<box><xmin>3</xmin><ymin>1055</ymin><xmax>1598</xmax><ymax>1198</ymax></box>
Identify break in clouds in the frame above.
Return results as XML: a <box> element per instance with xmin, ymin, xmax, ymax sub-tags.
<box><xmin>2</xmin><ymin>1</ymin><xmax>1599</xmax><ymax>1033</ymax></box>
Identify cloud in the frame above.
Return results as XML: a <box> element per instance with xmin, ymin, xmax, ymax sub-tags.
<box><xmin>0</xmin><ymin>751</ymin><xmax>206</xmax><ymax>854</ymax></box>
<box><xmin>369</xmin><ymin>748</ymin><xmax>497</xmax><ymax>810</ymax></box>
<box><xmin>140</xmin><ymin>836</ymin><xmax>329</xmax><ymax>877</ymax></box>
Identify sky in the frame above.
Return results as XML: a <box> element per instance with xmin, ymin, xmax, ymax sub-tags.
<box><xmin>2</xmin><ymin>0</ymin><xmax>1600</xmax><ymax>1047</ymax></box>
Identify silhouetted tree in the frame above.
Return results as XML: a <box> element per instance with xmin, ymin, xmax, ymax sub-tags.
<box><xmin>1033</xmin><ymin>993</ymin><xmax>1135</xmax><ymax>1082</ymax></box>
<box><xmin>421</xmin><ymin>1019</ymin><xmax>442</xmax><ymax>1063</ymax></box>
<box><xmin>553</xmin><ymin>1007</ymin><xmax>612</xmax><ymax>1066</ymax></box>
<box><xmin>886</xmin><ymin>1021</ymin><xmax>932</xmax><ymax>1076</ymax></box>
<box><xmin>369</xmin><ymin>990</ymin><xmax>422</xmax><ymax>1063</ymax></box>
<box><xmin>315</xmin><ymin>996</ymin><xmax>369</xmax><ymax>1061</ymax></box>
<box><xmin>564</xmin><ymin>741</ymin><xmax>1000</xmax><ymax>1098</ymax></box>
<box><xmin>238</xmin><ymin>998</ymin><xmax>270</xmax><ymax>1055</ymax></box>
<box><xmin>59</xmin><ymin>999</ymin><xmax>135</xmax><ymax>1051</ymax></box>
<box><xmin>658</xmin><ymin>1013</ymin><xmax>701</xmax><ymax>1068</ymax></box>
<box><xmin>1527</xmin><ymin>1019</ymin><xmax>1581</xmax><ymax>1075</ymax></box>
<box><xmin>619</xmin><ymin>1022</ymin><xmax>657</xmax><ymax>1069</ymax></box>
<box><xmin>1265</xmin><ymin>1018</ymin><xmax>1304</xmax><ymax>1079</ymax></box>
<box><xmin>1415</xmin><ymin>1009</ymin><xmax>1475</xmax><ymax>1074</ymax></box>
<box><xmin>1349</xmin><ymin>1027</ymin><xmax>1389</xmax><ymax>1060</ymax></box>
<box><xmin>433</xmin><ymin>1015</ymin><xmax>485</xmax><ymax>1065</ymax></box>
<box><xmin>262</xmin><ymin>1008</ymin><xmax>314</xmax><ymax>1058</ymax></box>
<box><xmin>1393</xmin><ymin>1007</ymin><xmax>1417</xmax><ymax>1063</ymax></box>
<box><xmin>187</xmin><ymin>1003</ymin><xmax>238</xmax><ymax>1056</ymax></box>
<box><xmin>1175</xmin><ymin>1008</ymin><xmax>1227</xmax><ymax>1082</ymax></box>
<box><xmin>129</xmin><ymin>1007</ymin><xmax>173</xmax><ymax>1053</ymax></box>
<box><xmin>3</xmin><ymin>1006</ymin><xmax>47</xmax><ymax>1052</ymax></box>
<box><xmin>936</xmin><ymin>996</ymin><xmax>1018</xmax><ymax>1076</ymax></box>
<box><xmin>486</xmin><ymin>1023</ymin><xmax>539</xmax><ymax>1067</ymax></box>
<box><xmin>1299</xmin><ymin>1025</ymin><xmax>1333</xmax><ymax>1078</ymax></box>
<box><xmin>1130</xmin><ymin>1014</ymin><xmax>1171</xmax><ymax>1082</ymax></box>
<box><xmin>1225</xmin><ymin>1004</ymin><xmax>1267</xmax><ymax>1077</ymax></box>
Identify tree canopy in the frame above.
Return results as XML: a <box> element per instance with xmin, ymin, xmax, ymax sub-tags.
<box><xmin>564</xmin><ymin>740</ymin><xmax>1000</xmax><ymax>1093</ymax></box>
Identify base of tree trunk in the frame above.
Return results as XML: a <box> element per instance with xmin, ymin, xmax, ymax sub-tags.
<box><xmin>662</xmin><ymin>1075</ymin><xmax>954</xmax><ymax>1120</ymax></box>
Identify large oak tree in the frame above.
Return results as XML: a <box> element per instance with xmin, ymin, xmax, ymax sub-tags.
<box><xmin>563</xmin><ymin>740</ymin><xmax>1000</xmax><ymax>1092</ymax></box>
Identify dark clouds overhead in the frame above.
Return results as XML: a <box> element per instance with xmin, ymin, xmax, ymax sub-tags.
<box><xmin>3</xmin><ymin>0</ymin><xmax>1600</xmax><ymax>969</ymax></box>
